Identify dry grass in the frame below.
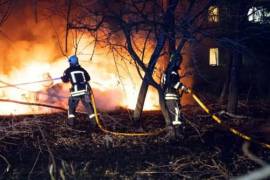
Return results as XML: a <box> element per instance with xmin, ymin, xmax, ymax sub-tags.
<box><xmin>0</xmin><ymin>103</ymin><xmax>269</xmax><ymax>179</ymax></box>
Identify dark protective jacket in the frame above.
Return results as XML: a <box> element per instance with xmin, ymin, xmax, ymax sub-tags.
<box><xmin>61</xmin><ymin>65</ymin><xmax>91</xmax><ymax>96</ymax></box>
<box><xmin>162</xmin><ymin>70</ymin><xmax>183</xmax><ymax>100</ymax></box>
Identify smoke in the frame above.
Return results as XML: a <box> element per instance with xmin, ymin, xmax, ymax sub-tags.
<box><xmin>0</xmin><ymin>1</ymin><xmax>160</xmax><ymax>114</ymax></box>
<box><xmin>0</xmin><ymin>2</ymin><xmax>64</xmax><ymax>73</ymax></box>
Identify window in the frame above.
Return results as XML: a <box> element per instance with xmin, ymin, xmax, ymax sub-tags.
<box><xmin>208</xmin><ymin>6</ymin><xmax>219</xmax><ymax>23</ymax></box>
<box><xmin>209</xmin><ymin>48</ymin><xmax>219</xmax><ymax>66</ymax></box>
<box><xmin>248</xmin><ymin>6</ymin><xmax>270</xmax><ymax>23</ymax></box>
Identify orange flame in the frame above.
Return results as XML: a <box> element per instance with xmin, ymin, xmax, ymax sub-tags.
<box><xmin>0</xmin><ymin>36</ymin><xmax>160</xmax><ymax>115</ymax></box>
<box><xmin>0</xmin><ymin>2</ymin><xmax>194</xmax><ymax>115</ymax></box>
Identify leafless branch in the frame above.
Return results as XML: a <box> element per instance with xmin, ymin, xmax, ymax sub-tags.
<box><xmin>65</xmin><ymin>0</ymin><xmax>72</xmax><ymax>53</ymax></box>
<box><xmin>0</xmin><ymin>153</ymin><xmax>11</xmax><ymax>175</ymax></box>
<box><xmin>49</xmin><ymin>17</ymin><xmax>68</xmax><ymax>57</ymax></box>
<box><xmin>242</xmin><ymin>142</ymin><xmax>267</xmax><ymax>166</ymax></box>
<box><xmin>38</xmin><ymin>126</ymin><xmax>57</xmax><ymax>179</ymax></box>
<box><xmin>232</xmin><ymin>166</ymin><xmax>270</xmax><ymax>180</ymax></box>
<box><xmin>0</xmin><ymin>0</ymin><xmax>14</xmax><ymax>26</ymax></box>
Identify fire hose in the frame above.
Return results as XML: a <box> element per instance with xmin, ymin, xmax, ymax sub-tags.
<box><xmin>90</xmin><ymin>92</ymin><xmax>166</xmax><ymax>137</ymax></box>
<box><xmin>90</xmin><ymin>88</ymin><xmax>270</xmax><ymax>148</ymax></box>
<box><xmin>0</xmin><ymin>77</ymin><xmax>166</xmax><ymax>136</ymax></box>
<box><xmin>185</xmin><ymin>89</ymin><xmax>270</xmax><ymax>149</ymax></box>
<box><xmin>1</xmin><ymin>78</ymin><xmax>270</xmax><ymax>149</ymax></box>
<box><xmin>0</xmin><ymin>77</ymin><xmax>62</xmax><ymax>88</ymax></box>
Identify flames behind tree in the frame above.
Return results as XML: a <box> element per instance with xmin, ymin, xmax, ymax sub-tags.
<box><xmin>0</xmin><ymin>2</ymin><xmax>161</xmax><ymax>115</ymax></box>
<box><xmin>0</xmin><ymin>1</ymin><xmax>194</xmax><ymax>115</ymax></box>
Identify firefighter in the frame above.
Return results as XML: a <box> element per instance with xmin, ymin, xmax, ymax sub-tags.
<box><xmin>162</xmin><ymin>53</ymin><xmax>188</xmax><ymax>138</ymax></box>
<box><xmin>61</xmin><ymin>55</ymin><xmax>96</xmax><ymax>127</ymax></box>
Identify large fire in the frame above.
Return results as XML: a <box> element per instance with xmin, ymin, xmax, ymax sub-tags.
<box><xmin>0</xmin><ymin>38</ymin><xmax>160</xmax><ymax>115</ymax></box>
<box><xmin>0</xmin><ymin>2</ymin><xmax>193</xmax><ymax>115</ymax></box>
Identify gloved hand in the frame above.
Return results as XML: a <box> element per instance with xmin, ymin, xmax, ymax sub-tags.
<box><xmin>181</xmin><ymin>85</ymin><xmax>190</xmax><ymax>93</ymax></box>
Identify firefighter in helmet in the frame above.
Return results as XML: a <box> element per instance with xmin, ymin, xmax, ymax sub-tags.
<box><xmin>162</xmin><ymin>52</ymin><xmax>188</xmax><ymax>138</ymax></box>
<box><xmin>61</xmin><ymin>55</ymin><xmax>96</xmax><ymax>127</ymax></box>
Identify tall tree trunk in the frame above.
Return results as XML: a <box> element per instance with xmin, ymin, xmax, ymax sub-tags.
<box><xmin>133</xmin><ymin>33</ymin><xmax>166</xmax><ymax>122</ymax></box>
<box><xmin>133</xmin><ymin>0</ymin><xmax>178</xmax><ymax>123</ymax></box>
<box><xmin>227</xmin><ymin>52</ymin><xmax>241</xmax><ymax>113</ymax></box>
<box><xmin>158</xmin><ymin>89</ymin><xmax>170</xmax><ymax>125</ymax></box>
<box><xmin>219</xmin><ymin>53</ymin><xmax>232</xmax><ymax>103</ymax></box>
<box><xmin>226</xmin><ymin>1</ymin><xmax>245</xmax><ymax>114</ymax></box>
<box><xmin>133</xmin><ymin>84</ymin><xmax>170</xmax><ymax>127</ymax></box>
<box><xmin>133</xmin><ymin>76</ymin><xmax>149</xmax><ymax>122</ymax></box>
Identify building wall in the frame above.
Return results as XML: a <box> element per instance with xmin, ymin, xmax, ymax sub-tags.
<box><xmin>190</xmin><ymin>0</ymin><xmax>270</xmax><ymax>101</ymax></box>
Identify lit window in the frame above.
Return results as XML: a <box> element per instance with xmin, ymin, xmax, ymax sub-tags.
<box><xmin>208</xmin><ymin>6</ymin><xmax>219</xmax><ymax>23</ymax></box>
<box><xmin>209</xmin><ymin>48</ymin><xmax>219</xmax><ymax>66</ymax></box>
<box><xmin>248</xmin><ymin>6</ymin><xmax>270</xmax><ymax>23</ymax></box>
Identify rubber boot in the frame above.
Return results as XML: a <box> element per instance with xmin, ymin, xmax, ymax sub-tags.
<box><xmin>89</xmin><ymin>114</ymin><xmax>97</xmax><ymax>129</ymax></box>
<box><xmin>165</xmin><ymin>126</ymin><xmax>176</xmax><ymax>140</ymax></box>
<box><xmin>89</xmin><ymin>120</ymin><xmax>97</xmax><ymax>130</ymax></box>
<box><xmin>67</xmin><ymin>118</ymin><xmax>75</xmax><ymax>127</ymax></box>
<box><xmin>173</xmin><ymin>125</ymin><xmax>184</xmax><ymax>140</ymax></box>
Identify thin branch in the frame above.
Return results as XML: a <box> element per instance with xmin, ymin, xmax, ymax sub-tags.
<box><xmin>141</xmin><ymin>29</ymin><xmax>152</xmax><ymax>62</ymax></box>
<box><xmin>0</xmin><ymin>153</ymin><xmax>11</xmax><ymax>175</ymax></box>
<box><xmin>38</xmin><ymin>126</ymin><xmax>57</xmax><ymax>179</ymax></box>
<box><xmin>0</xmin><ymin>0</ymin><xmax>14</xmax><ymax>26</ymax></box>
<box><xmin>65</xmin><ymin>0</ymin><xmax>72</xmax><ymax>53</ymax></box>
<box><xmin>68</xmin><ymin>16</ymin><xmax>105</xmax><ymax>32</ymax></box>
<box><xmin>49</xmin><ymin>17</ymin><xmax>67</xmax><ymax>57</ymax></box>
<box><xmin>27</xmin><ymin>150</ymin><xmax>41</xmax><ymax>179</ymax></box>
<box><xmin>232</xmin><ymin>166</ymin><xmax>270</xmax><ymax>180</ymax></box>
<box><xmin>32</xmin><ymin>0</ymin><xmax>38</xmax><ymax>23</ymax></box>
<box><xmin>122</xmin><ymin>25</ymin><xmax>147</xmax><ymax>72</ymax></box>
<box><xmin>242</xmin><ymin>142</ymin><xmax>267</xmax><ymax>166</ymax></box>
<box><xmin>90</xmin><ymin>31</ymin><xmax>97</xmax><ymax>61</ymax></box>
<box><xmin>0</xmin><ymin>99</ymin><xmax>67</xmax><ymax>111</ymax></box>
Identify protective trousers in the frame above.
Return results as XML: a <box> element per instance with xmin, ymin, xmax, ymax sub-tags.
<box><xmin>68</xmin><ymin>93</ymin><xmax>95</xmax><ymax>120</ymax></box>
<box><xmin>165</xmin><ymin>98</ymin><xmax>182</xmax><ymax>127</ymax></box>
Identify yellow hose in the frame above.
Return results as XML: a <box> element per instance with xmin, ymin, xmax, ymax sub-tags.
<box><xmin>187</xmin><ymin>89</ymin><xmax>270</xmax><ymax>150</ymax></box>
<box><xmin>90</xmin><ymin>88</ymin><xmax>270</xmax><ymax>149</ymax></box>
<box><xmin>90</xmin><ymin>93</ymin><xmax>166</xmax><ymax>137</ymax></box>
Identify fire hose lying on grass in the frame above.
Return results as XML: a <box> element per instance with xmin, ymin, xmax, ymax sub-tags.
<box><xmin>0</xmin><ymin>78</ymin><xmax>270</xmax><ymax>149</ymax></box>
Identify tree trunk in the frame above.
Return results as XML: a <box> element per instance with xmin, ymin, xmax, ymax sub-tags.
<box><xmin>133</xmin><ymin>76</ymin><xmax>149</xmax><ymax>123</ymax></box>
<box><xmin>133</xmin><ymin>84</ymin><xmax>170</xmax><ymax>127</ymax></box>
<box><xmin>227</xmin><ymin>52</ymin><xmax>241</xmax><ymax>113</ymax></box>
<box><xmin>227</xmin><ymin>1</ymin><xmax>246</xmax><ymax>114</ymax></box>
<box><xmin>133</xmin><ymin>31</ymin><xmax>166</xmax><ymax>122</ymax></box>
<box><xmin>219</xmin><ymin>54</ymin><xmax>232</xmax><ymax>103</ymax></box>
<box><xmin>133</xmin><ymin>0</ymin><xmax>178</xmax><ymax>123</ymax></box>
<box><xmin>158</xmin><ymin>89</ymin><xmax>170</xmax><ymax>125</ymax></box>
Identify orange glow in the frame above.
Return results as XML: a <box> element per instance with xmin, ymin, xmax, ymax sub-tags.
<box><xmin>74</xmin><ymin>36</ymin><xmax>160</xmax><ymax>111</ymax></box>
<box><xmin>0</xmin><ymin>35</ymin><xmax>160</xmax><ymax>115</ymax></box>
<box><xmin>0</xmin><ymin>2</ymin><xmax>193</xmax><ymax>115</ymax></box>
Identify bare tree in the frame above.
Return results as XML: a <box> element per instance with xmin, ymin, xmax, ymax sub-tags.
<box><xmin>0</xmin><ymin>0</ymin><xmax>14</xmax><ymax>26</ymax></box>
<box><xmin>58</xmin><ymin>0</ymin><xmax>216</xmax><ymax>125</ymax></box>
<box><xmin>215</xmin><ymin>0</ymin><xmax>270</xmax><ymax>113</ymax></box>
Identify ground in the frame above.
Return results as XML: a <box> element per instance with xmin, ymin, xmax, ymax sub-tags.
<box><xmin>0</xmin><ymin>102</ymin><xmax>269</xmax><ymax>179</ymax></box>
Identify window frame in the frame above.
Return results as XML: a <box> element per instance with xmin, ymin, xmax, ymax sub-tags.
<box><xmin>209</xmin><ymin>48</ymin><xmax>219</xmax><ymax>66</ymax></box>
<box><xmin>208</xmin><ymin>5</ymin><xmax>219</xmax><ymax>23</ymax></box>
